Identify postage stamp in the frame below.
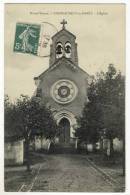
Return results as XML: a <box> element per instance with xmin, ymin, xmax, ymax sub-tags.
<box><xmin>13</xmin><ymin>23</ymin><xmax>41</xmax><ymax>55</ymax></box>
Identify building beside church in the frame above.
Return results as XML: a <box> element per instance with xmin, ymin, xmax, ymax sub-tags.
<box><xmin>34</xmin><ymin>20</ymin><xmax>91</xmax><ymax>144</ymax></box>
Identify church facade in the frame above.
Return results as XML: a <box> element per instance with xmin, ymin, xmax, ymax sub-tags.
<box><xmin>34</xmin><ymin>20</ymin><xmax>91</xmax><ymax>144</ymax></box>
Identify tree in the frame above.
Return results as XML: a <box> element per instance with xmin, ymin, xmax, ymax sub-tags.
<box><xmin>75</xmin><ymin>64</ymin><xmax>125</xmax><ymax>159</ymax></box>
<box><xmin>5</xmin><ymin>95</ymin><xmax>58</xmax><ymax>171</ymax></box>
<box><xmin>95</xmin><ymin>65</ymin><xmax>125</xmax><ymax>157</ymax></box>
<box><xmin>4</xmin><ymin>95</ymin><xmax>24</xmax><ymax>141</ymax></box>
<box><xmin>75</xmin><ymin>81</ymin><xmax>103</xmax><ymax>148</ymax></box>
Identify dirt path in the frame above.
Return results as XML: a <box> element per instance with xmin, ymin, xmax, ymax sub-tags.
<box><xmin>30</xmin><ymin>154</ymin><xmax>118</xmax><ymax>192</ymax></box>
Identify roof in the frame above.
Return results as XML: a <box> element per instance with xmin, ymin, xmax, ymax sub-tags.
<box><xmin>34</xmin><ymin>57</ymin><xmax>90</xmax><ymax>80</ymax></box>
<box><xmin>52</xmin><ymin>28</ymin><xmax>76</xmax><ymax>40</ymax></box>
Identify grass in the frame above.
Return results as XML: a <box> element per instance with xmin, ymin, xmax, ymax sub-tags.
<box><xmin>86</xmin><ymin>152</ymin><xmax>125</xmax><ymax>192</ymax></box>
<box><xmin>4</xmin><ymin>169</ymin><xmax>33</xmax><ymax>191</ymax></box>
<box><xmin>4</xmin><ymin>152</ymin><xmax>46</xmax><ymax>192</ymax></box>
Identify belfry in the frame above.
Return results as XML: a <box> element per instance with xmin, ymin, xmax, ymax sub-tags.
<box><xmin>34</xmin><ymin>20</ymin><xmax>91</xmax><ymax>144</ymax></box>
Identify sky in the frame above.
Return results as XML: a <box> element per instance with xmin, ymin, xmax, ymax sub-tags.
<box><xmin>4</xmin><ymin>3</ymin><xmax>125</xmax><ymax>100</ymax></box>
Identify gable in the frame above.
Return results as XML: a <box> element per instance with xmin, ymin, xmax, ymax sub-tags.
<box><xmin>36</xmin><ymin>57</ymin><xmax>89</xmax><ymax>81</ymax></box>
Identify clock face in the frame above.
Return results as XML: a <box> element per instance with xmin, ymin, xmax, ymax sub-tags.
<box><xmin>51</xmin><ymin>79</ymin><xmax>78</xmax><ymax>104</ymax></box>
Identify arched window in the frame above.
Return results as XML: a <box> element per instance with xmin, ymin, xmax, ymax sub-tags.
<box><xmin>65</xmin><ymin>42</ymin><xmax>71</xmax><ymax>58</ymax></box>
<box><xmin>56</xmin><ymin>42</ymin><xmax>63</xmax><ymax>58</ymax></box>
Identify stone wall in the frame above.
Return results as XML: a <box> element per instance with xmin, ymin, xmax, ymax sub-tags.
<box><xmin>103</xmin><ymin>138</ymin><xmax>123</xmax><ymax>155</ymax></box>
<box><xmin>5</xmin><ymin>139</ymin><xmax>24</xmax><ymax>165</ymax></box>
<box><xmin>113</xmin><ymin>138</ymin><xmax>123</xmax><ymax>152</ymax></box>
<box><xmin>34</xmin><ymin>136</ymin><xmax>51</xmax><ymax>151</ymax></box>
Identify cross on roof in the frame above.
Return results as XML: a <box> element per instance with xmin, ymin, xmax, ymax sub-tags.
<box><xmin>61</xmin><ymin>19</ymin><xmax>67</xmax><ymax>29</ymax></box>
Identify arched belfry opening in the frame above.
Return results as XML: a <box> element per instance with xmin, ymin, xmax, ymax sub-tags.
<box><xmin>59</xmin><ymin>118</ymin><xmax>70</xmax><ymax>143</ymax></box>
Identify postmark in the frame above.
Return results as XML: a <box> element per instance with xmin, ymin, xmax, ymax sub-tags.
<box><xmin>37</xmin><ymin>22</ymin><xmax>58</xmax><ymax>57</ymax></box>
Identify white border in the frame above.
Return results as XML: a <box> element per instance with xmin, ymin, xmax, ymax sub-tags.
<box><xmin>0</xmin><ymin>1</ymin><xmax>130</xmax><ymax>195</ymax></box>
<box><xmin>1</xmin><ymin>0</ymin><xmax>129</xmax><ymax>3</ymax></box>
<box><xmin>0</xmin><ymin>1</ymin><xmax>4</xmax><ymax>193</ymax></box>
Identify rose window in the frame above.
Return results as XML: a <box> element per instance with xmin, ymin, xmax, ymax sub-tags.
<box><xmin>50</xmin><ymin>79</ymin><xmax>78</xmax><ymax>104</ymax></box>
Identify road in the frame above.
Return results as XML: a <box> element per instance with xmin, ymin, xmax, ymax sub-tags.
<box><xmin>27</xmin><ymin>153</ymin><xmax>118</xmax><ymax>192</ymax></box>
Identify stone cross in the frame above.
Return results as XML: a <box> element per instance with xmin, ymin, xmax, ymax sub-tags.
<box><xmin>61</xmin><ymin>19</ymin><xmax>67</xmax><ymax>29</ymax></box>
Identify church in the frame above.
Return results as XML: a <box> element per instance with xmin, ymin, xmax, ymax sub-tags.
<box><xmin>34</xmin><ymin>20</ymin><xmax>91</xmax><ymax>144</ymax></box>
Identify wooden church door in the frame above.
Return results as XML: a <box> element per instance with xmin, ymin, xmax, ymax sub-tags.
<box><xmin>59</xmin><ymin>118</ymin><xmax>70</xmax><ymax>143</ymax></box>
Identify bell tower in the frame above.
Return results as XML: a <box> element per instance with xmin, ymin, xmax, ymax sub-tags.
<box><xmin>49</xmin><ymin>20</ymin><xmax>78</xmax><ymax>67</ymax></box>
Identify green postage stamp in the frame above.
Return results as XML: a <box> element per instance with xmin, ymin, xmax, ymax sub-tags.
<box><xmin>13</xmin><ymin>23</ymin><xmax>41</xmax><ymax>55</ymax></box>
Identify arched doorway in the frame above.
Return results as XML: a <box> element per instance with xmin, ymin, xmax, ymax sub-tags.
<box><xmin>54</xmin><ymin>110</ymin><xmax>77</xmax><ymax>139</ymax></box>
<box><xmin>59</xmin><ymin>118</ymin><xmax>70</xmax><ymax>143</ymax></box>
